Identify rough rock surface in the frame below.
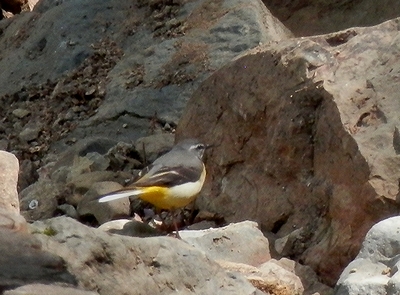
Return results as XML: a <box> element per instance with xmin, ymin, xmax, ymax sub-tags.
<box><xmin>0</xmin><ymin>151</ymin><xmax>20</xmax><ymax>214</ymax></box>
<box><xmin>4</xmin><ymin>284</ymin><xmax>98</xmax><ymax>295</ymax></box>
<box><xmin>0</xmin><ymin>228</ymin><xmax>77</xmax><ymax>291</ymax></box>
<box><xmin>180</xmin><ymin>221</ymin><xmax>271</xmax><ymax>266</ymax></box>
<box><xmin>77</xmin><ymin>181</ymin><xmax>130</xmax><ymax>224</ymax></box>
<box><xmin>0</xmin><ymin>151</ymin><xmax>26</xmax><ymax>232</ymax></box>
<box><xmin>263</xmin><ymin>0</ymin><xmax>400</xmax><ymax>36</ymax></box>
<box><xmin>2</xmin><ymin>0</ymin><xmax>400</xmax><ymax>292</ymax></box>
<box><xmin>30</xmin><ymin>217</ymin><xmax>264</xmax><ymax>295</ymax></box>
<box><xmin>177</xmin><ymin>17</ymin><xmax>400</xmax><ymax>284</ymax></box>
<box><xmin>0</xmin><ymin>0</ymin><xmax>291</xmax><ymax>190</ymax></box>
<box><xmin>334</xmin><ymin>216</ymin><xmax>400</xmax><ymax>295</ymax></box>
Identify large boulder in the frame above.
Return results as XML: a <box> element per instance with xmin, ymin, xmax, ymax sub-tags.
<box><xmin>263</xmin><ymin>0</ymin><xmax>400</xmax><ymax>36</ymax></box>
<box><xmin>176</xmin><ymin>17</ymin><xmax>400</xmax><ymax>284</ymax></box>
<box><xmin>0</xmin><ymin>0</ymin><xmax>292</xmax><ymax>172</ymax></box>
<box><xmin>29</xmin><ymin>217</ymin><xmax>264</xmax><ymax>295</ymax></box>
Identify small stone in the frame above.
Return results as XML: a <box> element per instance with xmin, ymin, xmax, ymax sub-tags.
<box><xmin>77</xmin><ymin>181</ymin><xmax>129</xmax><ymax>224</ymax></box>
<box><xmin>20</xmin><ymin>180</ymin><xmax>59</xmax><ymax>221</ymax></box>
<box><xmin>85</xmin><ymin>152</ymin><xmax>110</xmax><ymax>171</ymax></box>
<box><xmin>12</xmin><ymin>108</ymin><xmax>31</xmax><ymax>118</ymax></box>
<box><xmin>0</xmin><ymin>139</ymin><xmax>8</xmax><ymax>150</ymax></box>
<box><xmin>19</xmin><ymin>126</ymin><xmax>41</xmax><ymax>142</ymax></box>
<box><xmin>57</xmin><ymin>204</ymin><xmax>79</xmax><ymax>219</ymax></box>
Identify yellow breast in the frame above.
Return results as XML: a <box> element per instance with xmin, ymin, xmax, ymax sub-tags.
<box><xmin>138</xmin><ymin>165</ymin><xmax>206</xmax><ymax>210</ymax></box>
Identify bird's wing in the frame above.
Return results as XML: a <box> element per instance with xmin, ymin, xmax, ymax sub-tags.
<box><xmin>134</xmin><ymin>164</ymin><xmax>202</xmax><ymax>187</ymax></box>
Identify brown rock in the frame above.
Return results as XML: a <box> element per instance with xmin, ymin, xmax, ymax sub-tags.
<box><xmin>176</xmin><ymin>18</ymin><xmax>400</xmax><ymax>284</ymax></box>
<box><xmin>218</xmin><ymin>260</ymin><xmax>304</xmax><ymax>295</ymax></box>
<box><xmin>0</xmin><ymin>208</ymin><xmax>27</xmax><ymax>232</ymax></box>
<box><xmin>0</xmin><ymin>0</ymin><xmax>27</xmax><ymax>14</ymax></box>
<box><xmin>263</xmin><ymin>0</ymin><xmax>400</xmax><ymax>37</ymax></box>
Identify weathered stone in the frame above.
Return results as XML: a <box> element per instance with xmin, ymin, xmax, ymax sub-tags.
<box><xmin>0</xmin><ymin>0</ymin><xmax>292</xmax><ymax>153</ymax></box>
<box><xmin>68</xmin><ymin>171</ymin><xmax>120</xmax><ymax>192</ymax></box>
<box><xmin>335</xmin><ymin>217</ymin><xmax>400</xmax><ymax>295</ymax></box>
<box><xmin>77</xmin><ymin>181</ymin><xmax>129</xmax><ymax>224</ymax></box>
<box><xmin>0</xmin><ymin>208</ymin><xmax>27</xmax><ymax>232</ymax></box>
<box><xmin>20</xmin><ymin>179</ymin><xmax>59</xmax><ymax>221</ymax></box>
<box><xmin>12</xmin><ymin>108</ymin><xmax>30</xmax><ymax>118</ymax></box>
<box><xmin>30</xmin><ymin>217</ymin><xmax>262</xmax><ymax>295</ymax></box>
<box><xmin>0</xmin><ymin>0</ymin><xmax>27</xmax><ymax>14</ymax></box>
<box><xmin>258</xmin><ymin>259</ymin><xmax>304</xmax><ymax>295</ymax></box>
<box><xmin>84</xmin><ymin>152</ymin><xmax>110</xmax><ymax>171</ymax></box>
<box><xmin>4</xmin><ymin>284</ymin><xmax>98</xmax><ymax>295</ymax></box>
<box><xmin>290</xmin><ymin>260</ymin><xmax>333</xmax><ymax>295</ymax></box>
<box><xmin>0</xmin><ymin>151</ymin><xmax>19</xmax><ymax>215</ymax></box>
<box><xmin>0</xmin><ymin>228</ymin><xmax>76</xmax><ymax>290</ymax></box>
<box><xmin>19</xmin><ymin>124</ymin><xmax>41</xmax><ymax>142</ymax></box>
<box><xmin>57</xmin><ymin>204</ymin><xmax>79</xmax><ymax>219</ymax></box>
<box><xmin>177</xmin><ymin>18</ymin><xmax>400</xmax><ymax>284</ymax></box>
<box><xmin>180</xmin><ymin>221</ymin><xmax>271</xmax><ymax>266</ymax></box>
<box><xmin>275</xmin><ymin>227</ymin><xmax>306</xmax><ymax>257</ymax></box>
<box><xmin>263</xmin><ymin>0</ymin><xmax>400</xmax><ymax>36</ymax></box>
<box><xmin>217</xmin><ymin>259</ymin><xmax>304</xmax><ymax>295</ymax></box>
<box><xmin>135</xmin><ymin>133</ymin><xmax>175</xmax><ymax>164</ymax></box>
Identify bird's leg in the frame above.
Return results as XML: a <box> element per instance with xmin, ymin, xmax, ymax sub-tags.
<box><xmin>171</xmin><ymin>207</ymin><xmax>182</xmax><ymax>239</ymax></box>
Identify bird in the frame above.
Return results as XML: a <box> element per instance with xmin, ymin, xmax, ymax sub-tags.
<box><xmin>98</xmin><ymin>138</ymin><xmax>208</xmax><ymax>234</ymax></box>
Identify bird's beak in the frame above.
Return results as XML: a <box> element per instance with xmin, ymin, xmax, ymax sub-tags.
<box><xmin>205</xmin><ymin>143</ymin><xmax>217</xmax><ymax>149</ymax></box>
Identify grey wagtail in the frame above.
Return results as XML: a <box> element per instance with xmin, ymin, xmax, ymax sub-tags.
<box><xmin>98</xmin><ymin>139</ymin><xmax>207</xmax><ymax>212</ymax></box>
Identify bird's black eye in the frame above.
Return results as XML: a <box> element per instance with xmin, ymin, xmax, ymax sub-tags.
<box><xmin>196</xmin><ymin>144</ymin><xmax>205</xmax><ymax>150</ymax></box>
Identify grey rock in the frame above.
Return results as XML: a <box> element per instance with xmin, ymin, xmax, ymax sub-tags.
<box><xmin>0</xmin><ymin>139</ymin><xmax>8</xmax><ymax>150</ymax></box>
<box><xmin>57</xmin><ymin>204</ymin><xmax>79</xmax><ymax>219</ymax></box>
<box><xmin>334</xmin><ymin>216</ymin><xmax>400</xmax><ymax>295</ymax></box>
<box><xmin>0</xmin><ymin>0</ymin><xmax>291</xmax><ymax>153</ymax></box>
<box><xmin>180</xmin><ymin>221</ymin><xmax>271</xmax><ymax>266</ymax></box>
<box><xmin>12</xmin><ymin>108</ymin><xmax>30</xmax><ymax>119</ymax></box>
<box><xmin>275</xmin><ymin>227</ymin><xmax>305</xmax><ymax>257</ymax></box>
<box><xmin>20</xmin><ymin>179</ymin><xmax>59</xmax><ymax>221</ymax></box>
<box><xmin>67</xmin><ymin>170</ymin><xmax>122</xmax><ymax>192</ymax></box>
<box><xmin>19</xmin><ymin>125</ymin><xmax>41</xmax><ymax>142</ymax></box>
<box><xmin>135</xmin><ymin>133</ymin><xmax>175</xmax><ymax>164</ymax></box>
<box><xmin>85</xmin><ymin>152</ymin><xmax>110</xmax><ymax>171</ymax></box>
<box><xmin>0</xmin><ymin>228</ymin><xmax>76</xmax><ymax>290</ymax></box>
<box><xmin>4</xmin><ymin>284</ymin><xmax>98</xmax><ymax>295</ymax></box>
<box><xmin>48</xmin><ymin>137</ymin><xmax>117</xmax><ymax>174</ymax></box>
<box><xmin>77</xmin><ymin>181</ymin><xmax>129</xmax><ymax>224</ymax></box>
<box><xmin>30</xmin><ymin>216</ymin><xmax>262</xmax><ymax>295</ymax></box>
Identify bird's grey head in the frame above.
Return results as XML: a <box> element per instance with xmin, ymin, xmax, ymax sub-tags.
<box><xmin>175</xmin><ymin>138</ymin><xmax>207</xmax><ymax>159</ymax></box>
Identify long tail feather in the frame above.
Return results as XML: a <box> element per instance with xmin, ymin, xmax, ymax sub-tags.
<box><xmin>98</xmin><ymin>188</ymin><xmax>142</xmax><ymax>203</ymax></box>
